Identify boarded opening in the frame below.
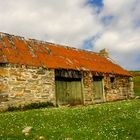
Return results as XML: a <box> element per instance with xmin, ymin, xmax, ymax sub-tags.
<box><xmin>93</xmin><ymin>76</ymin><xmax>104</xmax><ymax>103</ymax></box>
<box><xmin>55</xmin><ymin>77</ymin><xmax>83</xmax><ymax>105</ymax></box>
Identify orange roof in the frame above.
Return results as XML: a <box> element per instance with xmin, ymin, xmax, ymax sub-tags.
<box><xmin>0</xmin><ymin>32</ymin><xmax>130</xmax><ymax>76</ymax></box>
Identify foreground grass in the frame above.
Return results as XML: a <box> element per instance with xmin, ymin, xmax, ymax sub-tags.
<box><xmin>134</xmin><ymin>76</ymin><xmax>140</xmax><ymax>96</ymax></box>
<box><xmin>0</xmin><ymin>99</ymin><xmax>140</xmax><ymax>140</ymax></box>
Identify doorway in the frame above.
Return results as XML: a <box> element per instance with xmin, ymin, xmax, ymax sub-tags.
<box><xmin>93</xmin><ymin>76</ymin><xmax>104</xmax><ymax>103</ymax></box>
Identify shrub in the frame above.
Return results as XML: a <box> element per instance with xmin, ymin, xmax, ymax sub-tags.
<box><xmin>7</xmin><ymin>106</ymin><xmax>19</xmax><ymax>112</ymax></box>
<box><xmin>7</xmin><ymin>102</ymin><xmax>54</xmax><ymax>112</ymax></box>
<box><xmin>22</xmin><ymin>102</ymin><xmax>54</xmax><ymax>110</ymax></box>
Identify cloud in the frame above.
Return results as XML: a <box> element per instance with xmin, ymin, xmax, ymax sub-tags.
<box><xmin>94</xmin><ymin>29</ymin><xmax>140</xmax><ymax>53</ymax></box>
<box><xmin>0</xmin><ymin>0</ymin><xmax>102</xmax><ymax>47</ymax></box>
<box><xmin>0</xmin><ymin>0</ymin><xmax>139</xmax><ymax>70</ymax></box>
<box><xmin>93</xmin><ymin>0</ymin><xmax>140</xmax><ymax>70</ymax></box>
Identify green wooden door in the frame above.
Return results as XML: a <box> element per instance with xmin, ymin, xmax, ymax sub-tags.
<box><xmin>56</xmin><ymin>78</ymin><xmax>83</xmax><ymax>105</ymax></box>
<box><xmin>93</xmin><ymin>77</ymin><xmax>104</xmax><ymax>102</ymax></box>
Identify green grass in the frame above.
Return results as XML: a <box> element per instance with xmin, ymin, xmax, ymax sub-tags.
<box><xmin>134</xmin><ymin>76</ymin><xmax>140</xmax><ymax>96</ymax></box>
<box><xmin>0</xmin><ymin>99</ymin><xmax>140</xmax><ymax>140</ymax></box>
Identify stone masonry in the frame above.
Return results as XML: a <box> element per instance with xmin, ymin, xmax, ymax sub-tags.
<box><xmin>0</xmin><ymin>64</ymin><xmax>55</xmax><ymax>108</ymax></box>
<box><xmin>82</xmin><ymin>71</ymin><xmax>94</xmax><ymax>104</ymax></box>
<box><xmin>103</xmin><ymin>75</ymin><xmax>134</xmax><ymax>101</ymax></box>
<box><xmin>82</xmin><ymin>72</ymin><xmax>134</xmax><ymax>104</ymax></box>
<box><xmin>0</xmin><ymin>64</ymin><xmax>134</xmax><ymax>109</ymax></box>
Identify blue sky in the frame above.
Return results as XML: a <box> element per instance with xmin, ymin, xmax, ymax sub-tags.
<box><xmin>0</xmin><ymin>0</ymin><xmax>140</xmax><ymax>70</ymax></box>
<box><xmin>88</xmin><ymin>0</ymin><xmax>103</xmax><ymax>7</ymax></box>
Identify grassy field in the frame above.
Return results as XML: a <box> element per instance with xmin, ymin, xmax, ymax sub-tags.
<box><xmin>0</xmin><ymin>99</ymin><xmax>140</xmax><ymax>140</ymax></box>
<box><xmin>130</xmin><ymin>70</ymin><xmax>140</xmax><ymax>96</ymax></box>
<box><xmin>134</xmin><ymin>76</ymin><xmax>140</xmax><ymax>96</ymax></box>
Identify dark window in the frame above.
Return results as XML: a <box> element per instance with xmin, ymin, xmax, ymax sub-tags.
<box><xmin>110</xmin><ymin>77</ymin><xmax>115</xmax><ymax>89</ymax></box>
<box><xmin>55</xmin><ymin>69</ymin><xmax>81</xmax><ymax>79</ymax></box>
<box><xmin>55</xmin><ymin>77</ymin><xmax>81</xmax><ymax>82</ymax></box>
<box><xmin>110</xmin><ymin>77</ymin><xmax>115</xmax><ymax>83</ymax></box>
<box><xmin>93</xmin><ymin>76</ymin><xmax>103</xmax><ymax>81</ymax></box>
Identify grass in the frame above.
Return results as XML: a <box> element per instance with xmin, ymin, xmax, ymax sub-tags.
<box><xmin>134</xmin><ymin>76</ymin><xmax>140</xmax><ymax>96</ymax></box>
<box><xmin>0</xmin><ymin>99</ymin><xmax>140</xmax><ymax>140</ymax></box>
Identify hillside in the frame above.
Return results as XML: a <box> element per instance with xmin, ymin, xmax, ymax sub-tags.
<box><xmin>130</xmin><ymin>71</ymin><xmax>140</xmax><ymax>96</ymax></box>
<box><xmin>130</xmin><ymin>71</ymin><xmax>140</xmax><ymax>76</ymax></box>
<box><xmin>134</xmin><ymin>76</ymin><xmax>140</xmax><ymax>96</ymax></box>
<box><xmin>0</xmin><ymin>99</ymin><xmax>140</xmax><ymax>140</ymax></box>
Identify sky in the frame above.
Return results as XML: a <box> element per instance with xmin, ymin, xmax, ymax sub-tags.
<box><xmin>0</xmin><ymin>0</ymin><xmax>140</xmax><ymax>70</ymax></box>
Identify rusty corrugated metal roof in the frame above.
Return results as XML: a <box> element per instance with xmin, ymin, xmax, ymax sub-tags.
<box><xmin>0</xmin><ymin>32</ymin><xmax>130</xmax><ymax>76</ymax></box>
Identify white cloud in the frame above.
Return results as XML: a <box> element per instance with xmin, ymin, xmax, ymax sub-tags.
<box><xmin>0</xmin><ymin>0</ymin><xmax>102</xmax><ymax>47</ymax></box>
<box><xmin>0</xmin><ymin>0</ymin><xmax>140</xmax><ymax>70</ymax></box>
<box><xmin>94</xmin><ymin>29</ymin><xmax>140</xmax><ymax>53</ymax></box>
<box><xmin>93</xmin><ymin>0</ymin><xmax>140</xmax><ymax>70</ymax></box>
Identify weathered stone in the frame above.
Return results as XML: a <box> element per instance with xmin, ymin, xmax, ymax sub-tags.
<box><xmin>24</xmin><ymin>90</ymin><xmax>31</xmax><ymax>93</ymax></box>
<box><xmin>105</xmin><ymin>76</ymin><xmax>134</xmax><ymax>101</ymax></box>
<box><xmin>22</xmin><ymin>126</ymin><xmax>32</xmax><ymax>136</ymax></box>
<box><xmin>0</xmin><ymin>94</ymin><xmax>8</xmax><ymax>103</ymax></box>
<box><xmin>0</xmin><ymin>65</ymin><xmax>55</xmax><ymax>107</ymax></box>
<box><xmin>36</xmin><ymin>68</ymin><xmax>46</xmax><ymax>75</ymax></box>
<box><xmin>15</xmin><ymin>92</ymin><xmax>24</xmax><ymax>97</ymax></box>
<box><xmin>9</xmin><ymin>81</ymin><xmax>25</xmax><ymax>86</ymax></box>
<box><xmin>12</xmin><ymin>87</ymin><xmax>25</xmax><ymax>91</ymax></box>
<box><xmin>0</xmin><ymin>83</ymin><xmax>8</xmax><ymax>92</ymax></box>
<box><xmin>82</xmin><ymin>71</ymin><xmax>94</xmax><ymax>104</ymax></box>
<box><xmin>135</xmin><ymin>96</ymin><xmax>140</xmax><ymax>99</ymax></box>
<box><xmin>16</xmin><ymin>77</ymin><xmax>26</xmax><ymax>81</ymax></box>
<box><xmin>32</xmin><ymin>74</ymin><xmax>38</xmax><ymax>79</ymax></box>
<box><xmin>9</xmin><ymin>93</ymin><xmax>15</xmax><ymax>98</ymax></box>
<box><xmin>0</xmin><ymin>64</ymin><xmax>134</xmax><ymax>109</ymax></box>
<box><xmin>9</xmin><ymin>70</ymin><xmax>22</xmax><ymax>77</ymax></box>
<box><xmin>0</xmin><ymin>69</ymin><xmax>9</xmax><ymax>77</ymax></box>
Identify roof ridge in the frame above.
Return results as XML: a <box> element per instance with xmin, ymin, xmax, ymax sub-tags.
<box><xmin>0</xmin><ymin>31</ymin><xmax>99</xmax><ymax>55</ymax></box>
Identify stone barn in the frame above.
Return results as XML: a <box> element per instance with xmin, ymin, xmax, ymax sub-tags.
<box><xmin>0</xmin><ymin>32</ymin><xmax>134</xmax><ymax>107</ymax></box>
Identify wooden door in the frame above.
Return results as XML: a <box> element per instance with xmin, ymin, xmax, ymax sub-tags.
<box><xmin>55</xmin><ymin>78</ymin><xmax>83</xmax><ymax>105</ymax></box>
<box><xmin>93</xmin><ymin>76</ymin><xmax>104</xmax><ymax>103</ymax></box>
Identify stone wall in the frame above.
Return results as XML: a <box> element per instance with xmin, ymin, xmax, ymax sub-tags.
<box><xmin>0</xmin><ymin>64</ymin><xmax>55</xmax><ymax>108</ymax></box>
<box><xmin>82</xmin><ymin>71</ymin><xmax>94</xmax><ymax>104</ymax></box>
<box><xmin>82</xmin><ymin>72</ymin><xmax>134</xmax><ymax>104</ymax></box>
<box><xmin>104</xmin><ymin>75</ymin><xmax>134</xmax><ymax>101</ymax></box>
<box><xmin>0</xmin><ymin>64</ymin><xmax>134</xmax><ymax>108</ymax></box>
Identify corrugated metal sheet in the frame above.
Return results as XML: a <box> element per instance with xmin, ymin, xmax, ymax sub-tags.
<box><xmin>0</xmin><ymin>32</ymin><xmax>130</xmax><ymax>76</ymax></box>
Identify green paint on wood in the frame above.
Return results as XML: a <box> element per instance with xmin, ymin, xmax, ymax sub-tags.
<box><xmin>56</xmin><ymin>78</ymin><xmax>83</xmax><ymax>105</ymax></box>
<box><xmin>93</xmin><ymin>77</ymin><xmax>104</xmax><ymax>102</ymax></box>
